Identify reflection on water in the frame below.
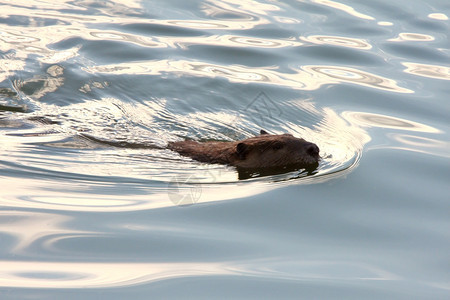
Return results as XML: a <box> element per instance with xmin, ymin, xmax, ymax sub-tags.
<box><xmin>301</xmin><ymin>35</ymin><xmax>372</xmax><ymax>49</ymax></box>
<box><xmin>231</xmin><ymin>258</ymin><xmax>400</xmax><ymax>281</ymax></box>
<box><xmin>428</xmin><ymin>13</ymin><xmax>449</xmax><ymax>21</ymax></box>
<box><xmin>402</xmin><ymin>62</ymin><xmax>450</xmax><ymax>80</ymax></box>
<box><xmin>204</xmin><ymin>0</ymin><xmax>280</xmax><ymax>17</ymax></box>
<box><xmin>15</xmin><ymin>65</ymin><xmax>65</xmax><ymax>100</ymax></box>
<box><xmin>2</xmin><ymin>205</ymin><xmax>402</xmax><ymax>288</ymax></box>
<box><xmin>0</xmin><ymin>54</ymin><xmax>25</xmax><ymax>83</ymax></box>
<box><xmin>389</xmin><ymin>32</ymin><xmax>435</xmax><ymax>42</ymax></box>
<box><xmin>0</xmin><ymin>211</ymin><xmax>88</xmax><ymax>254</ymax></box>
<box><xmin>312</xmin><ymin>0</ymin><xmax>374</xmax><ymax>20</ymax></box>
<box><xmin>0</xmin><ymin>0</ymin><xmax>270</xmax><ymax>77</ymax></box>
<box><xmin>302</xmin><ymin>66</ymin><xmax>412</xmax><ymax>93</ymax></box>
<box><xmin>343</xmin><ymin>112</ymin><xmax>447</xmax><ymax>158</ymax></box>
<box><xmin>377</xmin><ymin>21</ymin><xmax>393</xmax><ymax>26</ymax></box>
<box><xmin>387</xmin><ymin>134</ymin><xmax>450</xmax><ymax>158</ymax></box>
<box><xmin>89</xmin><ymin>31</ymin><xmax>166</xmax><ymax>48</ymax></box>
<box><xmin>343</xmin><ymin>112</ymin><xmax>440</xmax><ymax>133</ymax></box>
<box><xmin>167</xmin><ymin>34</ymin><xmax>302</xmax><ymax>49</ymax></box>
<box><xmin>87</xmin><ymin>60</ymin><xmax>412</xmax><ymax>93</ymax></box>
<box><xmin>0</xmin><ymin>258</ymin><xmax>398</xmax><ymax>289</ymax></box>
<box><xmin>0</xmin><ymin>260</ymin><xmax>233</xmax><ymax>288</ymax></box>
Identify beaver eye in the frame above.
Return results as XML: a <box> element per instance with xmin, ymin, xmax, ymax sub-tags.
<box><xmin>272</xmin><ymin>143</ymin><xmax>283</xmax><ymax>150</ymax></box>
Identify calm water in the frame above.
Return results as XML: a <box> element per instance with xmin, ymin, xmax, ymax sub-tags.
<box><xmin>0</xmin><ymin>0</ymin><xmax>449</xmax><ymax>298</ymax></box>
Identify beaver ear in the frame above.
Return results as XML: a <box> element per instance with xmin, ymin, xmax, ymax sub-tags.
<box><xmin>260</xmin><ymin>129</ymin><xmax>269</xmax><ymax>135</ymax></box>
<box><xmin>236</xmin><ymin>142</ymin><xmax>249</xmax><ymax>160</ymax></box>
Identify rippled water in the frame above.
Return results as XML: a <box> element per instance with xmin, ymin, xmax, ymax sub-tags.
<box><xmin>1</xmin><ymin>0</ymin><xmax>449</xmax><ymax>298</ymax></box>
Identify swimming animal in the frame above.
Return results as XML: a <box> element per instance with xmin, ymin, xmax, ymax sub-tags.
<box><xmin>168</xmin><ymin>130</ymin><xmax>320</xmax><ymax>175</ymax></box>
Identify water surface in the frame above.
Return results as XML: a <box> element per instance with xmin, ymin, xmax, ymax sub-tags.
<box><xmin>0</xmin><ymin>0</ymin><xmax>449</xmax><ymax>298</ymax></box>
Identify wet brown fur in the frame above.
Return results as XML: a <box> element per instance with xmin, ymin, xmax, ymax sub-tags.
<box><xmin>168</xmin><ymin>130</ymin><xmax>320</xmax><ymax>170</ymax></box>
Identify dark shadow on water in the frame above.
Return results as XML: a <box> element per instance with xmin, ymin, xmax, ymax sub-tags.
<box><xmin>0</xmin><ymin>104</ymin><xmax>28</xmax><ymax>113</ymax></box>
<box><xmin>237</xmin><ymin>162</ymin><xmax>319</xmax><ymax>180</ymax></box>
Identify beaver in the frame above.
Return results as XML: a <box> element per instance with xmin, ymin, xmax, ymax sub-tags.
<box><xmin>168</xmin><ymin>130</ymin><xmax>320</xmax><ymax>171</ymax></box>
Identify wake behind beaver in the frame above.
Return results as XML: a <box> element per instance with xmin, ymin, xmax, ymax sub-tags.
<box><xmin>78</xmin><ymin>129</ymin><xmax>320</xmax><ymax>179</ymax></box>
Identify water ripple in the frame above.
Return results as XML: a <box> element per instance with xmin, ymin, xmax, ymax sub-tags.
<box><xmin>301</xmin><ymin>35</ymin><xmax>372</xmax><ymax>50</ymax></box>
<box><xmin>302</xmin><ymin>65</ymin><xmax>413</xmax><ymax>93</ymax></box>
<box><xmin>342</xmin><ymin>112</ymin><xmax>440</xmax><ymax>133</ymax></box>
<box><xmin>428</xmin><ymin>13</ymin><xmax>448</xmax><ymax>21</ymax></box>
<box><xmin>389</xmin><ymin>32</ymin><xmax>435</xmax><ymax>42</ymax></box>
<box><xmin>313</xmin><ymin>0</ymin><xmax>375</xmax><ymax>20</ymax></box>
<box><xmin>387</xmin><ymin>134</ymin><xmax>450</xmax><ymax>158</ymax></box>
<box><xmin>0</xmin><ymin>211</ymin><xmax>88</xmax><ymax>255</ymax></box>
<box><xmin>0</xmin><ymin>260</ymin><xmax>233</xmax><ymax>288</ymax></box>
<box><xmin>0</xmin><ymin>258</ymin><xmax>402</xmax><ymax>289</ymax></box>
<box><xmin>86</xmin><ymin>60</ymin><xmax>412</xmax><ymax>93</ymax></box>
<box><xmin>402</xmin><ymin>62</ymin><xmax>450</xmax><ymax>80</ymax></box>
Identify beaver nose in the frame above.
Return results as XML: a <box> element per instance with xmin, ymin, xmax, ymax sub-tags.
<box><xmin>306</xmin><ymin>143</ymin><xmax>320</xmax><ymax>156</ymax></box>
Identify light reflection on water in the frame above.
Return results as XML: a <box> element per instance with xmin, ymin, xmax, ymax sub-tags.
<box><xmin>301</xmin><ymin>35</ymin><xmax>372</xmax><ymax>49</ymax></box>
<box><xmin>428</xmin><ymin>13</ymin><xmax>449</xmax><ymax>21</ymax></box>
<box><xmin>402</xmin><ymin>62</ymin><xmax>450</xmax><ymax>80</ymax></box>
<box><xmin>0</xmin><ymin>259</ymin><xmax>399</xmax><ymax>289</ymax></box>
<box><xmin>312</xmin><ymin>0</ymin><xmax>375</xmax><ymax>20</ymax></box>
<box><xmin>342</xmin><ymin>111</ymin><xmax>440</xmax><ymax>133</ymax></box>
<box><xmin>0</xmin><ymin>260</ymin><xmax>234</xmax><ymax>288</ymax></box>
<box><xmin>343</xmin><ymin>111</ymin><xmax>447</xmax><ymax>158</ymax></box>
<box><xmin>0</xmin><ymin>178</ymin><xmax>262</xmax><ymax>211</ymax></box>
<box><xmin>86</xmin><ymin>60</ymin><xmax>412</xmax><ymax>93</ymax></box>
<box><xmin>0</xmin><ymin>211</ymin><xmax>89</xmax><ymax>254</ymax></box>
<box><xmin>389</xmin><ymin>32</ymin><xmax>435</xmax><ymax>42</ymax></box>
<box><xmin>387</xmin><ymin>134</ymin><xmax>450</xmax><ymax>158</ymax></box>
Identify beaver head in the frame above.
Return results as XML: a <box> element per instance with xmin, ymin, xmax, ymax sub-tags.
<box><xmin>231</xmin><ymin>130</ymin><xmax>320</xmax><ymax>170</ymax></box>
